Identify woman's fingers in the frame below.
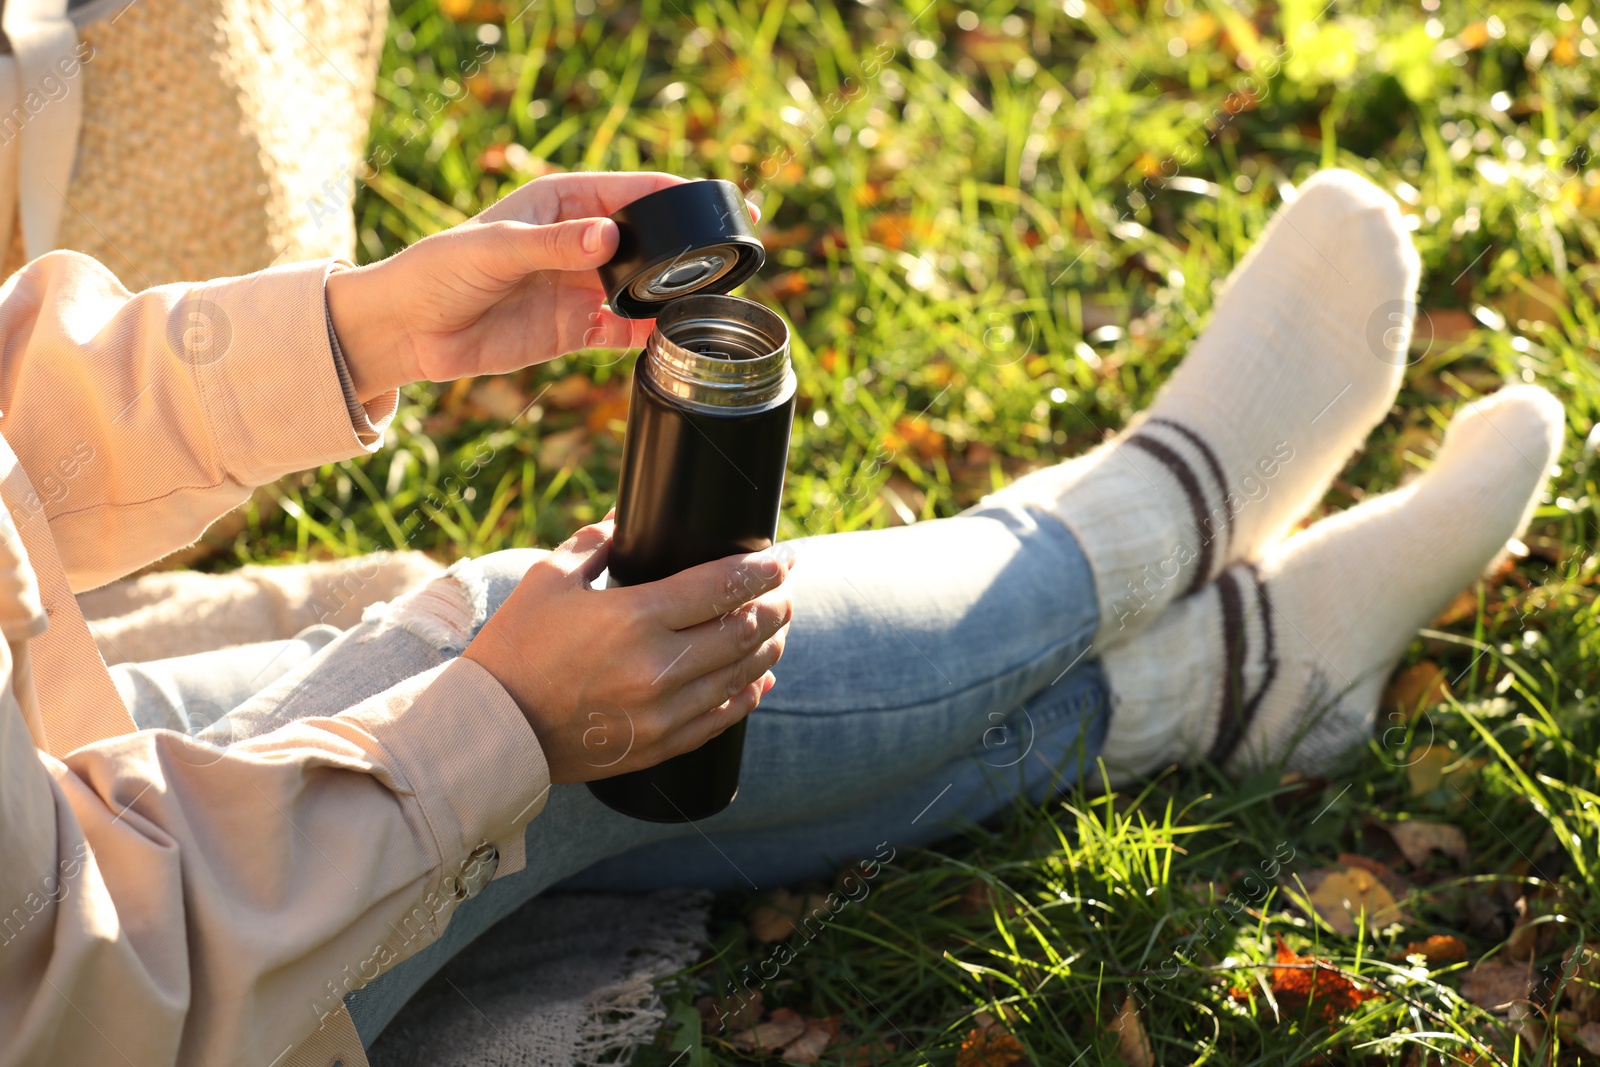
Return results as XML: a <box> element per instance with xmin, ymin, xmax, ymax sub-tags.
<box><xmin>577</xmin><ymin>305</ymin><xmax>658</xmax><ymax>351</ymax></box>
<box><xmin>463</xmin><ymin>218</ymin><xmax>622</xmax><ymax>281</ymax></box>
<box><xmin>650</xmin><ymin>589</ymin><xmax>792</xmax><ymax>687</ymax></box>
<box><xmin>477</xmin><ymin>172</ymin><xmax>761</xmax><ymax>246</ymax></box>
<box><xmin>479</xmin><ymin>171</ymin><xmax>689</xmax><ymax>225</ymax></box>
<box><xmin>640</xmin><ymin>549</ymin><xmax>791</xmax><ymax>630</ymax></box>
<box><xmin>655</xmin><ymin>628</ymin><xmax>787</xmax><ymax>729</ymax></box>
<box><xmin>543</xmin><ymin>519</ymin><xmax>614</xmax><ymax>584</ymax></box>
<box><xmin>666</xmin><ymin>675</ymin><xmax>770</xmax><ymax>757</ymax></box>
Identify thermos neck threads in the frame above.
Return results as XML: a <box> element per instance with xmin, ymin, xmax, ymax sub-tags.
<box><xmin>642</xmin><ymin>294</ymin><xmax>794</xmax><ymax>413</ymax></box>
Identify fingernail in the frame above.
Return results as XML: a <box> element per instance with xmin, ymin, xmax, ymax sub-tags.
<box><xmin>583</xmin><ymin>220</ymin><xmax>610</xmax><ymax>254</ymax></box>
<box><xmin>760</xmin><ymin>672</ymin><xmax>776</xmax><ymax>695</ymax></box>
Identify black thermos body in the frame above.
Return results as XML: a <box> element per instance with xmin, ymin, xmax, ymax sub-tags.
<box><xmin>586</xmin><ymin>181</ymin><xmax>795</xmax><ymax>822</ymax></box>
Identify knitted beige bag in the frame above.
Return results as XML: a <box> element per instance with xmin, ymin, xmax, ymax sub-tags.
<box><xmin>0</xmin><ymin>0</ymin><xmax>388</xmax><ymax>286</ymax></box>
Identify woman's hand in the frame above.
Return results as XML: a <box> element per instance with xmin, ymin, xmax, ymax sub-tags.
<box><xmin>326</xmin><ymin>171</ymin><xmax>713</xmax><ymax>403</ymax></box>
<box><xmin>462</xmin><ymin>519</ymin><xmax>793</xmax><ymax>784</ymax></box>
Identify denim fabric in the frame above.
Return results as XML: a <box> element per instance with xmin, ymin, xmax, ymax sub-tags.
<box><xmin>112</xmin><ymin>624</ymin><xmax>344</xmax><ymax>733</ymax></box>
<box><xmin>114</xmin><ymin>499</ymin><xmax>1109</xmax><ymax>1047</ymax></box>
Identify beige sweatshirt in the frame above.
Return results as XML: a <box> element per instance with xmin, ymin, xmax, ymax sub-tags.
<box><xmin>0</xmin><ymin>251</ymin><xmax>552</xmax><ymax>1067</ymax></box>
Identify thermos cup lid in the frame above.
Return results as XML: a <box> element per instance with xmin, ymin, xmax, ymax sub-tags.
<box><xmin>599</xmin><ymin>179</ymin><xmax>766</xmax><ymax>319</ymax></box>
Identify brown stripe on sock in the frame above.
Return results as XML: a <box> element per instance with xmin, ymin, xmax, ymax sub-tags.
<box><xmin>1125</xmin><ymin>433</ymin><xmax>1213</xmax><ymax>596</ymax></box>
<box><xmin>1146</xmin><ymin>416</ymin><xmax>1234</xmax><ymax>563</ymax></box>
<box><xmin>1209</xmin><ymin>564</ymin><xmax>1278</xmax><ymax>767</ymax></box>
<box><xmin>1237</xmin><ymin>562</ymin><xmax>1278</xmax><ymax>733</ymax></box>
<box><xmin>1207</xmin><ymin>569</ymin><xmax>1249</xmax><ymax>764</ymax></box>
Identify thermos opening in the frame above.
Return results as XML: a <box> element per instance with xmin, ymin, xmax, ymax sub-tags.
<box><xmin>641</xmin><ymin>293</ymin><xmax>795</xmax><ymax>414</ymax></box>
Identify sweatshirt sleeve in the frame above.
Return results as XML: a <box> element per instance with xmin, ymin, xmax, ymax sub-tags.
<box><xmin>0</xmin><ymin>653</ymin><xmax>550</xmax><ymax>1067</ymax></box>
<box><xmin>0</xmin><ymin>250</ymin><xmax>399</xmax><ymax>593</ymax></box>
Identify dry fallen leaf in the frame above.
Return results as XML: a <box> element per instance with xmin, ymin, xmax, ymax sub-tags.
<box><xmin>1110</xmin><ymin>996</ymin><xmax>1154</xmax><ymax>1067</ymax></box>
<box><xmin>1403</xmin><ymin>934</ymin><xmax>1468</xmax><ymax>963</ymax></box>
<box><xmin>1578</xmin><ymin>1020</ymin><xmax>1600</xmax><ymax>1054</ymax></box>
<box><xmin>1430</xmin><ymin>587</ymin><xmax>1482</xmax><ymax>628</ymax></box>
<box><xmin>865</xmin><ymin>213</ymin><xmax>933</xmax><ymax>250</ymax></box>
<box><xmin>696</xmin><ymin>989</ymin><xmax>761</xmax><ymax>1034</ymax></box>
<box><xmin>731</xmin><ymin>1007</ymin><xmax>808</xmax><ymax>1052</ymax></box>
<box><xmin>1406</xmin><ymin>746</ymin><xmax>1486</xmax><ymax>797</ymax></box>
<box><xmin>1406</xmin><ymin>746</ymin><xmax>1454</xmax><ymax>795</ymax></box>
<box><xmin>1337</xmin><ymin>853</ymin><xmax>1412</xmax><ymax>898</ymax></box>
<box><xmin>1563</xmin><ymin>943</ymin><xmax>1600</xmax><ymax>1020</ymax></box>
<box><xmin>467</xmin><ymin>376</ymin><xmax>531</xmax><ymax>422</ymax></box>
<box><xmin>1268</xmin><ymin>937</ymin><xmax>1381</xmax><ymax>1021</ymax></box>
<box><xmin>465</xmin><ymin>74</ymin><xmax>510</xmax><ymax>108</ymax></box>
<box><xmin>1490</xmin><ymin>273</ymin><xmax>1568</xmax><ymax>328</ymax></box>
<box><xmin>1464</xmin><ymin>887</ymin><xmax>1519</xmax><ymax>943</ymax></box>
<box><xmin>583</xmin><ymin>385</ymin><xmax>630</xmax><ymax>437</ymax></box>
<box><xmin>1458</xmin><ymin>20</ymin><xmax>1491</xmax><ymax>49</ymax></box>
<box><xmin>883</xmin><ymin>415</ymin><xmax>947</xmax><ymax>462</ymax></box>
<box><xmin>955</xmin><ymin>26</ymin><xmax>1031</xmax><ymax>64</ymax></box>
<box><xmin>956</xmin><ymin>1012</ymin><xmax>1025</xmax><ymax>1067</ymax></box>
<box><xmin>1421</xmin><ymin>308</ymin><xmax>1479</xmax><ymax>345</ymax></box>
<box><xmin>1460</xmin><ymin>961</ymin><xmax>1534</xmax><ymax>1013</ymax></box>
<box><xmin>747</xmin><ymin>890</ymin><xmax>832</xmax><ymax>942</ymax></box>
<box><xmin>541</xmin><ymin>375</ymin><xmax>597</xmax><ymax>410</ymax></box>
<box><xmin>761</xmin><ymin>223</ymin><xmax>816</xmax><ymax>252</ymax></box>
<box><xmin>1299</xmin><ymin>866</ymin><xmax>1405</xmax><ymax>936</ymax></box>
<box><xmin>837</xmin><ymin>1038</ymin><xmax>897</xmax><ymax>1066</ymax></box>
<box><xmin>747</xmin><ymin>889</ymin><xmax>804</xmax><ymax>942</ymax></box>
<box><xmin>1384</xmin><ymin>661</ymin><xmax>1451</xmax><ymax>717</ymax></box>
<box><xmin>535</xmin><ymin>427</ymin><xmax>590</xmax><ymax>471</ymax></box>
<box><xmin>767</xmin><ymin>270</ymin><xmax>811</xmax><ymax>300</ymax></box>
<box><xmin>779</xmin><ymin>1017</ymin><xmax>839</xmax><ymax>1064</ymax></box>
<box><xmin>783</xmin><ymin>1035</ymin><xmax>830</xmax><ymax>1062</ymax></box>
<box><xmin>1504</xmin><ymin>896</ymin><xmax>1548</xmax><ymax>963</ymax></box>
<box><xmin>1384</xmin><ymin>820</ymin><xmax>1470</xmax><ymax>868</ymax></box>
<box><xmin>476</xmin><ymin>141</ymin><xmax>512</xmax><ymax>175</ymax></box>
<box><xmin>1507</xmin><ymin>1001</ymin><xmax>1547</xmax><ymax>1059</ymax></box>
<box><xmin>1273</xmin><ymin>772</ymin><xmax>1331</xmax><ymax>811</ymax></box>
<box><xmin>437</xmin><ymin>0</ymin><xmax>499</xmax><ymax>20</ymax></box>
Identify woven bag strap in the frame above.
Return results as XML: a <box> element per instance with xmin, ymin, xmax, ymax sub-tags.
<box><xmin>0</xmin><ymin>0</ymin><xmax>81</xmax><ymax>262</ymax></box>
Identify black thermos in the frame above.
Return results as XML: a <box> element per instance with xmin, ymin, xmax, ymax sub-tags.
<box><xmin>586</xmin><ymin>180</ymin><xmax>795</xmax><ymax>823</ymax></box>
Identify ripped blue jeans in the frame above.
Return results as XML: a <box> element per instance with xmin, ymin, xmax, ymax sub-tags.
<box><xmin>110</xmin><ymin>498</ymin><xmax>1109</xmax><ymax>1046</ymax></box>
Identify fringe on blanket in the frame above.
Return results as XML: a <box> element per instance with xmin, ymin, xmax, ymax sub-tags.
<box><xmin>574</xmin><ymin>889</ymin><xmax>713</xmax><ymax>1066</ymax></box>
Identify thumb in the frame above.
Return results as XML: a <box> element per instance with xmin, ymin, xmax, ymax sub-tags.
<box><xmin>467</xmin><ymin>217</ymin><xmax>620</xmax><ymax>278</ymax></box>
<box><xmin>547</xmin><ymin>518</ymin><xmax>614</xmax><ymax>583</ymax></box>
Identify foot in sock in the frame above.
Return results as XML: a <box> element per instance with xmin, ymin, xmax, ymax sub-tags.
<box><xmin>991</xmin><ymin>169</ymin><xmax>1421</xmax><ymax>645</ymax></box>
<box><xmin>1097</xmin><ymin>385</ymin><xmax>1566</xmax><ymax>779</ymax></box>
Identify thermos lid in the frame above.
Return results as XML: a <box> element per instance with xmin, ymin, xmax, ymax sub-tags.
<box><xmin>599</xmin><ymin>179</ymin><xmax>766</xmax><ymax>319</ymax></box>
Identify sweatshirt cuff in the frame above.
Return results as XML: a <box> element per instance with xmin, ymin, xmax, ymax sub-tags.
<box><xmin>344</xmin><ymin>657</ymin><xmax>548</xmax><ymax>882</ymax></box>
<box><xmin>190</xmin><ymin>258</ymin><xmax>400</xmax><ymax>486</ymax></box>
<box><xmin>324</xmin><ymin>263</ymin><xmax>399</xmax><ymax>450</ymax></box>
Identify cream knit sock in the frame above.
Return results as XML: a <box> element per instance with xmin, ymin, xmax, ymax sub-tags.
<box><xmin>991</xmin><ymin>169</ymin><xmax>1420</xmax><ymax>646</ymax></box>
<box><xmin>1097</xmin><ymin>386</ymin><xmax>1565</xmax><ymax>779</ymax></box>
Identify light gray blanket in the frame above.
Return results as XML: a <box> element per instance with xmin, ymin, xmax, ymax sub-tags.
<box><xmin>368</xmin><ymin>890</ymin><xmax>711</xmax><ymax>1067</ymax></box>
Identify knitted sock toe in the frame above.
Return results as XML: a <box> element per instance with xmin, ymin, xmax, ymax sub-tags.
<box><xmin>1096</xmin><ymin>385</ymin><xmax>1565</xmax><ymax>779</ymax></box>
<box><xmin>991</xmin><ymin>169</ymin><xmax>1420</xmax><ymax>646</ymax></box>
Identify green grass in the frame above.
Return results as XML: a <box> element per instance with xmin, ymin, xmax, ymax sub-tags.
<box><xmin>238</xmin><ymin>0</ymin><xmax>1600</xmax><ymax>1059</ymax></box>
